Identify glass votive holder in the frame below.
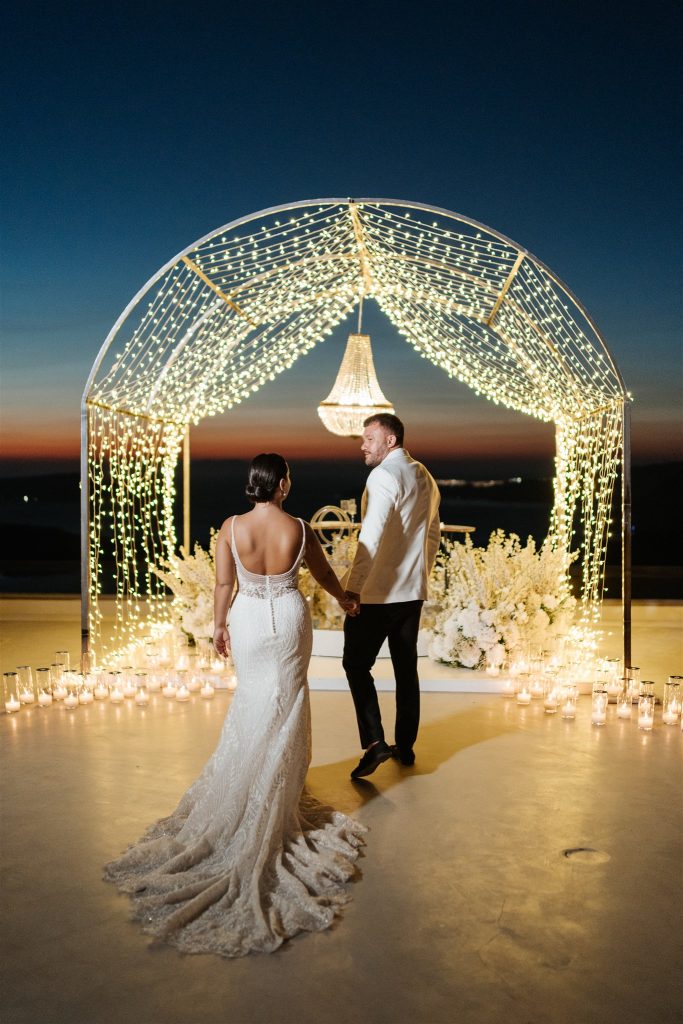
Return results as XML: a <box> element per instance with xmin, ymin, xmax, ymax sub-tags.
<box><xmin>543</xmin><ymin>680</ymin><xmax>560</xmax><ymax>714</ymax></box>
<box><xmin>175</xmin><ymin>682</ymin><xmax>191</xmax><ymax>702</ymax></box>
<box><xmin>146</xmin><ymin>670</ymin><xmax>162</xmax><ymax>692</ymax></box>
<box><xmin>120</xmin><ymin>668</ymin><xmax>137</xmax><ymax>699</ymax></box>
<box><xmin>639</xmin><ymin>680</ymin><xmax>656</xmax><ymax>699</ymax></box>
<box><xmin>134</xmin><ymin>675</ymin><xmax>149</xmax><ymax>706</ymax></box>
<box><xmin>36</xmin><ymin>668</ymin><xmax>53</xmax><ymax>706</ymax></box>
<box><xmin>63</xmin><ymin>686</ymin><xmax>79</xmax><ymax>710</ymax></box>
<box><xmin>560</xmin><ymin>685</ymin><xmax>577</xmax><ymax>719</ymax></box>
<box><xmin>500</xmin><ymin>676</ymin><xmax>516</xmax><ymax>699</ymax></box>
<box><xmin>108</xmin><ymin>671</ymin><xmax>124</xmax><ymax>703</ymax></box>
<box><xmin>625</xmin><ymin>666</ymin><xmax>641</xmax><ymax>702</ymax></box>
<box><xmin>637</xmin><ymin>695</ymin><xmax>655</xmax><ymax>731</ymax></box>
<box><xmin>162</xmin><ymin>677</ymin><xmax>178</xmax><ymax>699</ymax></box>
<box><xmin>662</xmin><ymin>676</ymin><xmax>681</xmax><ymax>725</ymax></box>
<box><xmin>3</xmin><ymin>671</ymin><xmax>21</xmax><ymax>713</ymax></box>
<box><xmin>55</xmin><ymin>650</ymin><xmax>70</xmax><ymax>671</ymax></box>
<box><xmin>49</xmin><ymin>664</ymin><xmax>66</xmax><ymax>700</ymax></box>
<box><xmin>78</xmin><ymin>678</ymin><xmax>94</xmax><ymax>704</ymax></box>
<box><xmin>200</xmin><ymin>681</ymin><xmax>215</xmax><ymax>700</ymax></box>
<box><xmin>17</xmin><ymin>666</ymin><xmax>36</xmax><ymax>704</ymax></box>
<box><xmin>591</xmin><ymin>684</ymin><xmax>608</xmax><ymax>726</ymax></box>
<box><xmin>616</xmin><ymin>683</ymin><xmax>632</xmax><ymax>720</ymax></box>
<box><xmin>516</xmin><ymin>676</ymin><xmax>531</xmax><ymax>705</ymax></box>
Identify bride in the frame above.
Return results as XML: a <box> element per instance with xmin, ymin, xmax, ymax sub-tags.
<box><xmin>105</xmin><ymin>453</ymin><xmax>366</xmax><ymax>957</ymax></box>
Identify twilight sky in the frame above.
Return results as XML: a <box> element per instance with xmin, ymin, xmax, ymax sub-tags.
<box><xmin>1</xmin><ymin>0</ymin><xmax>681</xmax><ymax>472</ymax></box>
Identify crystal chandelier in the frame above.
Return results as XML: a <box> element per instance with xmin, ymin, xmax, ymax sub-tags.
<box><xmin>317</xmin><ymin>298</ymin><xmax>394</xmax><ymax>437</ymax></box>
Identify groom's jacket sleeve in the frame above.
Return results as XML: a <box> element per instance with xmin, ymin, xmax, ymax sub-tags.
<box><xmin>345</xmin><ymin>468</ymin><xmax>396</xmax><ymax>595</ymax></box>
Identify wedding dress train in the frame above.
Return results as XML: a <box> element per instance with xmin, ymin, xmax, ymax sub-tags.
<box><xmin>104</xmin><ymin>518</ymin><xmax>366</xmax><ymax>957</ymax></box>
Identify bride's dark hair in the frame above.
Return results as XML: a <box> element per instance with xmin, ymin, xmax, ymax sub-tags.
<box><xmin>245</xmin><ymin>453</ymin><xmax>289</xmax><ymax>504</ymax></box>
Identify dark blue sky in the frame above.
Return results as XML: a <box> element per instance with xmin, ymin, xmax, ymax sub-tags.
<box><xmin>1</xmin><ymin>0</ymin><xmax>681</xmax><ymax>467</ymax></box>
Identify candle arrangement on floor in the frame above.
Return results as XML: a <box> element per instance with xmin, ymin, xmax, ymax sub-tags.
<box><xmin>501</xmin><ymin>642</ymin><xmax>681</xmax><ymax>734</ymax></box>
<box><xmin>1</xmin><ymin>629</ymin><xmax>238</xmax><ymax>717</ymax></box>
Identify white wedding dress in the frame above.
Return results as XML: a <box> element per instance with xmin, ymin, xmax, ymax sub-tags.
<box><xmin>105</xmin><ymin>518</ymin><xmax>366</xmax><ymax>957</ymax></box>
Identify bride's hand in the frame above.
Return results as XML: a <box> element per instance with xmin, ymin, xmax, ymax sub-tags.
<box><xmin>213</xmin><ymin>626</ymin><xmax>230</xmax><ymax>657</ymax></box>
<box><xmin>340</xmin><ymin>593</ymin><xmax>360</xmax><ymax>616</ymax></box>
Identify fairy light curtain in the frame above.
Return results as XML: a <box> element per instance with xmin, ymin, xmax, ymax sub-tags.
<box><xmin>83</xmin><ymin>199</ymin><xmax>628</xmax><ymax>658</ymax></box>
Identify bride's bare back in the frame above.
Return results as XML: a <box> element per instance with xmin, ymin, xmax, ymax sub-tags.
<box><xmin>230</xmin><ymin>508</ymin><xmax>304</xmax><ymax>576</ymax></box>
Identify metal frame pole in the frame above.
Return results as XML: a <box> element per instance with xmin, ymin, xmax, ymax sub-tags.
<box><xmin>622</xmin><ymin>400</ymin><xmax>632</xmax><ymax>668</ymax></box>
<box><xmin>80</xmin><ymin>401</ymin><xmax>91</xmax><ymax>672</ymax></box>
<box><xmin>183</xmin><ymin>426</ymin><xmax>191</xmax><ymax>552</ymax></box>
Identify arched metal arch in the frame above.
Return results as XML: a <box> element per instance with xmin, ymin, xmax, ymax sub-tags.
<box><xmin>81</xmin><ymin>198</ymin><xmax>632</xmax><ymax>668</ymax></box>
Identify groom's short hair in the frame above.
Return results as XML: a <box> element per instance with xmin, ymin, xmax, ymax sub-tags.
<box><xmin>364</xmin><ymin>413</ymin><xmax>404</xmax><ymax>446</ymax></box>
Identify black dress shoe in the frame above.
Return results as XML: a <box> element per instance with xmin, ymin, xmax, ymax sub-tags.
<box><xmin>350</xmin><ymin>740</ymin><xmax>392</xmax><ymax>779</ymax></box>
<box><xmin>390</xmin><ymin>745</ymin><xmax>415</xmax><ymax>766</ymax></box>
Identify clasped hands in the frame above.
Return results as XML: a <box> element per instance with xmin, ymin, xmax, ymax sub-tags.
<box><xmin>341</xmin><ymin>591</ymin><xmax>361</xmax><ymax>617</ymax></box>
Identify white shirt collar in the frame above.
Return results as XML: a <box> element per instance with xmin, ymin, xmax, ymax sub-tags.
<box><xmin>382</xmin><ymin>447</ymin><xmax>407</xmax><ymax>465</ymax></box>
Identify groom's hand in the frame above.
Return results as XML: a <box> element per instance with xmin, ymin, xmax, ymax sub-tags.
<box><xmin>343</xmin><ymin>591</ymin><xmax>361</xmax><ymax>617</ymax></box>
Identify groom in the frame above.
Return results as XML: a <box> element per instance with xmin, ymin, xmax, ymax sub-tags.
<box><xmin>343</xmin><ymin>414</ymin><xmax>441</xmax><ymax>779</ymax></box>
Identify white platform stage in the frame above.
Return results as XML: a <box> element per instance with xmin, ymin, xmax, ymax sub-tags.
<box><xmin>309</xmin><ymin>629</ymin><xmax>507</xmax><ymax>692</ymax></box>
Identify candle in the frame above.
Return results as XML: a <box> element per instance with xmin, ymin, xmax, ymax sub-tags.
<box><xmin>516</xmin><ymin>688</ymin><xmax>531</xmax><ymax>706</ymax></box>
<box><xmin>211</xmin><ymin>658</ymin><xmax>225</xmax><ymax>674</ymax></box>
<box><xmin>146</xmin><ymin>672</ymin><xmax>162</xmax><ymax>692</ymax></box>
<box><xmin>543</xmin><ymin>689</ymin><xmax>559</xmax><ymax>713</ymax></box>
<box><xmin>38</xmin><ymin>690</ymin><xmax>53</xmax><ymax>707</ymax></box>
<box><xmin>591</xmin><ymin>708</ymin><xmax>607</xmax><ymax>725</ymax></box>
<box><xmin>500</xmin><ymin>678</ymin><xmax>515</xmax><ymax>698</ymax></box>
<box><xmin>606</xmin><ymin>681</ymin><xmax>622</xmax><ymax>698</ymax></box>
<box><xmin>561</xmin><ymin>700</ymin><xmax>576</xmax><ymax>719</ymax></box>
<box><xmin>187</xmin><ymin>674</ymin><xmax>201</xmax><ymax>693</ymax></box>
<box><xmin>93</xmin><ymin>682</ymin><xmax>109</xmax><ymax>700</ymax></box>
<box><xmin>530</xmin><ymin>680</ymin><xmax>544</xmax><ymax>699</ymax></box>
<box><xmin>175</xmin><ymin>653</ymin><xmax>190</xmax><ymax>671</ymax></box>
<box><xmin>134</xmin><ymin>688</ymin><xmax>149</xmax><ymax>706</ymax></box>
<box><xmin>226</xmin><ymin>671</ymin><xmax>238</xmax><ymax>692</ymax></box>
<box><xmin>5</xmin><ymin>696</ymin><xmax>21</xmax><ymax>713</ymax></box>
<box><xmin>19</xmin><ymin>687</ymin><xmax>35</xmax><ymax>704</ymax></box>
<box><xmin>617</xmin><ymin>702</ymin><xmax>632</xmax><ymax>720</ymax></box>
<box><xmin>662</xmin><ymin>709</ymin><xmax>677</xmax><ymax>725</ymax></box>
<box><xmin>200</xmin><ymin>682</ymin><xmax>215</xmax><ymax>700</ymax></box>
<box><xmin>52</xmin><ymin>684</ymin><xmax>68</xmax><ymax>700</ymax></box>
<box><xmin>79</xmin><ymin>689</ymin><xmax>94</xmax><ymax>705</ymax></box>
<box><xmin>175</xmin><ymin>684</ymin><xmax>191</xmax><ymax>702</ymax></box>
<box><xmin>638</xmin><ymin>695</ymin><xmax>655</xmax><ymax>731</ymax></box>
<box><xmin>63</xmin><ymin>693</ymin><xmax>79</xmax><ymax>710</ymax></box>
<box><xmin>162</xmin><ymin>682</ymin><xmax>177</xmax><ymax>698</ymax></box>
<box><xmin>109</xmin><ymin>686</ymin><xmax>124</xmax><ymax>704</ymax></box>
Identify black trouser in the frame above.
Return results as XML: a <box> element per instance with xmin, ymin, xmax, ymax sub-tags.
<box><xmin>342</xmin><ymin>600</ymin><xmax>423</xmax><ymax>751</ymax></box>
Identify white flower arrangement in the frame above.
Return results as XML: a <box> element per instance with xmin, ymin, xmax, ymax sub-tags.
<box><xmin>426</xmin><ymin>530</ymin><xmax>577</xmax><ymax>670</ymax></box>
<box><xmin>151</xmin><ymin>533</ymin><xmax>217</xmax><ymax>641</ymax></box>
<box><xmin>151</xmin><ymin>526</ymin><xmax>577</xmax><ymax>672</ymax></box>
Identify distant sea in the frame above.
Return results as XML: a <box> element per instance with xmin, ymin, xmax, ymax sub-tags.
<box><xmin>1</xmin><ymin>459</ymin><xmax>681</xmax><ymax>598</ymax></box>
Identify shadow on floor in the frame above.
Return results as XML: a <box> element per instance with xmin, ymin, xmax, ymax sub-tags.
<box><xmin>308</xmin><ymin>703</ymin><xmax>517</xmax><ymax>813</ymax></box>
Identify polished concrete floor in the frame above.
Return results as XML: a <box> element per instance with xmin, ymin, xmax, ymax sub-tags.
<box><xmin>1</xmin><ymin>602</ymin><xmax>682</xmax><ymax>1024</ymax></box>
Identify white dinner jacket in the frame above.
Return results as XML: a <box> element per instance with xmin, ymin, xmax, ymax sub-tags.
<box><xmin>345</xmin><ymin>448</ymin><xmax>441</xmax><ymax>604</ymax></box>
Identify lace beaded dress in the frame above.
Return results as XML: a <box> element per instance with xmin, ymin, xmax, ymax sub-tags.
<box><xmin>104</xmin><ymin>518</ymin><xmax>366</xmax><ymax>957</ymax></box>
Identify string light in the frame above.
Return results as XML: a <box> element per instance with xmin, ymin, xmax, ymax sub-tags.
<box><xmin>85</xmin><ymin>200</ymin><xmax>627</xmax><ymax>657</ymax></box>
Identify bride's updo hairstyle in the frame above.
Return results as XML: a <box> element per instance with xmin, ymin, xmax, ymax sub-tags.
<box><xmin>245</xmin><ymin>453</ymin><xmax>289</xmax><ymax>504</ymax></box>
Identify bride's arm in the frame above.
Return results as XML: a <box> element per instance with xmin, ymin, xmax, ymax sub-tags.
<box><xmin>213</xmin><ymin>518</ymin><xmax>237</xmax><ymax>655</ymax></box>
<box><xmin>303</xmin><ymin>523</ymin><xmax>359</xmax><ymax>615</ymax></box>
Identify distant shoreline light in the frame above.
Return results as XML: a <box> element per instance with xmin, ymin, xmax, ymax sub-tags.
<box><xmin>437</xmin><ymin>477</ymin><xmax>523</xmax><ymax>488</ymax></box>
